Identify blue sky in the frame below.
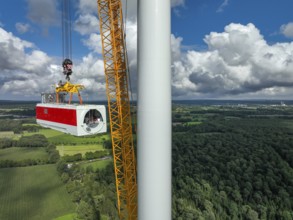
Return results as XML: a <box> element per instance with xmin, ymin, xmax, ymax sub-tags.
<box><xmin>172</xmin><ymin>0</ymin><xmax>293</xmax><ymax>48</ymax></box>
<box><xmin>0</xmin><ymin>0</ymin><xmax>293</xmax><ymax>100</ymax></box>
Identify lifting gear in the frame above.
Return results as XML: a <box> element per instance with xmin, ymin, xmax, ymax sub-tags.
<box><xmin>62</xmin><ymin>58</ymin><xmax>73</xmax><ymax>81</ymax></box>
<box><xmin>55</xmin><ymin>81</ymin><xmax>84</xmax><ymax>104</ymax></box>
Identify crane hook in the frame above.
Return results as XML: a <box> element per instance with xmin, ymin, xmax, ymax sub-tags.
<box><xmin>62</xmin><ymin>58</ymin><xmax>73</xmax><ymax>81</ymax></box>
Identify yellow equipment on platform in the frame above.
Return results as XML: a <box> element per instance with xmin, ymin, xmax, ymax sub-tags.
<box><xmin>55</xmin><ymin>81</ymin><xmax>85</xmax><ymax>104</ymax></box>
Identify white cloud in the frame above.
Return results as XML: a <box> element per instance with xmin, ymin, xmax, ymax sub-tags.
<box><xmin>74</xmin><ymin>53</ymin><xmax>105</xmax><ymax>79</ymax></box>
<box><xmin>171</xmin><ymin>34</ymin><xmax>183</xmax><ymax>62</ymax></box>
<box><xmin>171</xmin><ymin>23</ymin><xmax>293</xmax><ymax>99</ymax></box>
<box><xmin>74</xmin><ymin>14</ymin><xmax>99</xmax><ymax>35</ymax></box>
<box><xmin>0</xmin><ymin>27</ymin><xmax>59</xmax><ymax>99</ymax></box>
<box><xmin>0</xmin><ymin>27</ymin><xmax>34</xmax><ymax>70</ymax></box>
<box><xmin>77</xmin><ymin>0</ymin><xmax>98</xmax><ymax>15</ymax></box>
<box><xmin>280</xmin><ymin>22</ymin><xmax>293</xmax><ymax>39</ymax></box>
<box><xmin>15</xmin><ymin>22</ymin><xmax>31</xmax><ymax>34</ymax></box>
<box><xmin>26</xmin><ymin>0</ymin><xmax>60</xmax><ymax>27</ymax></box>
<box><xmin>171</xmin><ymin>0</ymin><xmax>186</xmax><ymax>16</ymax></box>
<box><xmin>74</xmin><ymin>0</ymin><xmax>137</xmax><ymax>36</ymax></box>
<box><xmin>217</xmin><ymin>0</ymin><xmax>230</xmax><ymax>13</ymax></box>
<box><xmin>0</xmin><ymin>25</ymin><xmax>109</xmax><ymax>100</ymax></box>
<box><xmin>204</xmin><ymin>23</ymin><xmax>266</xmax><ymax>66</ymax></box>
<box><xmin>71</xmin><ymin>54</ymin><xmax>107</xmax><ymax>99</ymax></box>
<box><xmin>171</xmin><ymin>0</ymin><xmax>185</xmax><ymax>7</ymax></box>
<box><xmin>82</xmin><ymin>33</ymin><xmax>102</xmax><ymax>53</ymax></box>
<box><xmin>1</xmin><ymin>79</ymin><xmax>39</xmax><ymax>95</ymax></box>
<box><xmin>125</xmin><ymin>20</ymin><xmax>137</xmax><ymax>65</ymax></box>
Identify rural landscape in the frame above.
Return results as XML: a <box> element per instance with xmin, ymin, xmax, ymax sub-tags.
<box><xmin>0</xmin><ymin>100</ymin><xmax>292</xmax><ymax>219</ymax></box>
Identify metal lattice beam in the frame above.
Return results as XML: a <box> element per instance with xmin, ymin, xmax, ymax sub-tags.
<box><xmin>97</xmin><ymin>1</ymin><xmax>137</xmax><ymax>219</ymax></box>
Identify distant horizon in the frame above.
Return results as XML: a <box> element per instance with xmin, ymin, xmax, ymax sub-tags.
<box><xmin>1</xmin><ymin>98</ymin><xmax>293</xmax><ymax>103</ymax></box>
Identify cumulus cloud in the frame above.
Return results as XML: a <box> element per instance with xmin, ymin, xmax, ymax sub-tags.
<box><xmin>77</xmin><ymin>0</ymin><xmax>98</xmax><ymax>15</ymax></box>
<box><xmin>0</xmin><ymin>27</ymin><xmax>34</xmax><ymax>70</ymax></box>
<box><xmin>280</xmin><ymin>22</ymin><xmax>293</xmax><ymax>39</ymax></box>
<box><xmin>82</xmin><ymin>33</ymin><xmax>102</xmax><ymax>53</ymax></box>
<box><xmin>70</xmin><ymin>53</ymin><xmax>107</xmax><ymax>99</ymax></box>
<box><xmin>74</xmin><ymin>0</ymin><xmax>137</xmax><ymax>35</ymax></box>
<box><xmin>171</xmin><ymin>35</ymin><xmax>183</xmax><ymax>62</ymax></box>
<box><xmin>0</xmin><ymin>27</ymin><xmax>56</xmax><ymax>98</ymax></box>
<box><xmin>81</xmin><ymin>19</ymin><xmax>138</xmax><ymax>97</ymax></box>
<box><xmin>74</xmin><ymin>14</ymin><xmax>99</xmax><ymax>35</ymax></box>
<box><xmin>172</xmin><ymin>23</ymin><xmax>293</xmax><ymax>99</ymax></box>
<box><xmin>0</xmin><ymin>26</ymin><xmax>103</xmax><ymax>100</ymax></box>
<box><xmin>15</xmin><ymin>22</ymin><xmax>32</xmax><ymax>34</ymax></box>
<box><xmin>26</xmin><ymin>0</ymin><xmax>60</xmax><ymax>27</ymax></box>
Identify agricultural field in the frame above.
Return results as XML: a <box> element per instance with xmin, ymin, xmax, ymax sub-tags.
<box><xmin>53</xmin><ymin>213</ymin><xmax>76</xmax><ymax>220</ymax></box>
<box><xmin>24</xmin><ymin>128</ymin><xmax>110</xmax><ymax>145</ymax></box>
<box><xmin>0</xmin><ymin>131</ymin><xmax>15</xmax><ymax>138</ymax></box>
<box><xmin>79</xmin><ymin>158</ymin><xmax>112</xmax><ymax>171</ymax></box>
<box><xmin>0</xmin><ymin>165</ymin><xmax>75</xmax><ymax>220</ymax></box>
<box><xmin>24</xmin><ymin>128</ymin><xmax>111</xmax><ymax>157</ymax></box>
<box><xmin>57</xmin><ymin>144</ymin><xmax>105</xmax><ymax>156</ymax></box>
<box><xmin>0</xmin><ymin>147</ymin><xmax>48</xmax><ymax>161</ymax></box>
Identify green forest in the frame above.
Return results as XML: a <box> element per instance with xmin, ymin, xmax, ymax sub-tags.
<box><xmin>0</xmin><ymin>102</ymin><xmax>292</xmax><ymax>219</ymax></box>
<box><xmin>172</xmin><ymin>104</ymin><xmax>293</xmax><ymax>219</ymax></box>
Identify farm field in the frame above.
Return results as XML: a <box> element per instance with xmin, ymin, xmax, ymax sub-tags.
<box><xmin>53</xmin><ymin>213</ymin><xmax>76</xmax><ymax>220</ymax></box>
<box><xmin>57</xmin><ymin>144</ymin><xmax>106</xmax><ymax>156</ymax></box>
<box><xmin>24</xmin><ymin>128</ymin><xmax>110</xmax><ymax>144</ymax></box>
<box><xmin>184</xmin><ymin>121</ymin><xmax>202</xmax><ymax>126</ymax></box>
<box><xmin>0</xmin><ymin>164</ymin><xmax>75</xmax><ymax>220</ymax></box>
<box><xmin>0</xmin><ymin>131</ymin><xmax>15</xmax><ymax>138</ymax></box>
<box><xmin>0</xmin><ymin>147</ymin><xmax>48</xmax><ymax>161</ymax></box>
<box><xmin>79</xmin><ymin>158</ymin><xmax>112</xmax><ymax>171</ymax></box>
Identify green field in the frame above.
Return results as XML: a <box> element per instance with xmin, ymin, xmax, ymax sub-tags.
<box><xmin>0</xmin><ymin>147</ymin><xmax>48</xmax><ymax>161</ymax></box>
<box><xmin>23</xmin><ymin>129</ymin><xmax>65</xmax><ymax>138</ymax></box>
<box><xmin>184</xmin><ymin>121</ymin><xmax>202</xmax><ymax>126</ymax></box>
<box><xmin>22</xmin><ymin>123</ymin><xmax>40</xmax><ymax>127</ymax></box>
<box><xmin>53</xmin><ymin>213</ymin><xmax>76</xmax><ymax>220</ymax></box>
<box><xmin>80</xmin><ymin>158</ymin><xmax>112</xmax><ymax>171</ymax></box>
<box><xmin>24</xmin><ymin>129</ymin><xmax>110</xmax><ymax>144</ymax></box>
<box><xmin>0</xmin><ymin>131</ymin><xmax>15</xmax><ymax>138</ymax></box>
<box><xmin>0</xmin><ymin>165</ymin><xmax>75</xmax><ymax>220</ymax></box>
<box><xmin>57</xmin><ymin>144</ymin><xmax>106</xmax><ymax>156</ymax></box>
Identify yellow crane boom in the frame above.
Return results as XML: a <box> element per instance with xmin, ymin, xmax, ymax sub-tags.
<box><xmin>97</xmin><ymin>0</ymin><xmax>137</xmax><ymax>219</ymax></box>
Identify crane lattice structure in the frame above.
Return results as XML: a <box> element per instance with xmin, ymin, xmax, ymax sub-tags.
<box><xmin>97</xmin><ymin>0</ymin><xmax>137</xmax><ymax>219</ymax></box>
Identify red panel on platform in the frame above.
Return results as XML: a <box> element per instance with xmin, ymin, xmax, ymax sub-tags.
<box><xmin>36</xmin><ymin>106</ymin><xmax>77</xmax><ymax>126</ymax></box>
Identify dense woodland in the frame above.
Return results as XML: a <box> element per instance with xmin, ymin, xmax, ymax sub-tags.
<box><xmin>172</xmin><ymin>105</ymin><xmax>293</xmax><ymax>220</ymax></box>
<box><xmin>0</xmin><ymin>103</ymin><xmax>293</xmax><ymax>219</ymax></box>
